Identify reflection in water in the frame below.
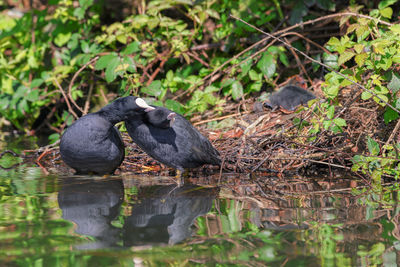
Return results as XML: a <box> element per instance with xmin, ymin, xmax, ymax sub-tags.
<box><xmin>124</xmin><ymin>185</ymin><xmax>218</xmax><ymax>245</ymax></box>
<box><xmin>58</xmin><ymin>178</ymin><xmax>218</xmax><ymax>248</ymax></box>
<box><xmin>58</xmin><ymin>177</ymin><xmax>124</xmax><ymax>249</ymax></box>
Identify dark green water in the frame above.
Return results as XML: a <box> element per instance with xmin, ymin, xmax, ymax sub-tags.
<box><xmin>1</xmin><ymin>137</ymin><xmax>400</xmax><ymax>266</ymax></box>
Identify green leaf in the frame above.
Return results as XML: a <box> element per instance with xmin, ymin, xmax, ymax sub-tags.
<box><xmin>54</xmin><ymin>31</ymin><xmax>72</xmax><ymax>47</ymax></box>
<box><xmin>323</xmin><ymin>53</ymin><xmax>338</xmax><ymax>69</ymax></box>
<box><xmin>165</xmin><ymin>99</ymin><xmax>184</xmax><ymax>114</ymax></box>
<box><xmin>361</xmin><ymin>91</ymin><xmax>373</xmax><ymax>100</ymax></box>
<box><xmin>79</xmin><ymin>0</ymin><xmax>94</xmax><ymax>9</ymax></box>
<box><xmin>356</xmin><ymin>25</ymin><xmax>370</xmax><ymax>42</ymax></box>
<box><xmin>367</xmin><ymin>136</ymin><xmax>380</xmax><ymax>156</ymax></box>
<box><xmin>373</xmin><ymin>94</ymin><xmax>389</xmax><ymax>106</ymax></box>
<box><xmin>333</xmin><ymin>117</ymin><xmax>347</xmax><ymax>127</ymax></box>
<box><xmin>327</xmin><ymin>37</ymin><xmax>340</xmax><ymax>47</ymax></box>
<box><xmin>338</xmin><ymin>51</ymin><xmax>355</xmax><ymax>65</ymax></box>
<box><xmin>73</xmin><ymin>7</ymin><xmax>85</xmax><ymax>19</ymax></box>
<box><xmin>121</xmin><ymin>56</ymin><xmax>136</xmax><ymax>73</ymax></box>
<box><xmin>380</xmin><ymin>7</ymin><xmax>393</xmax><ymax>18</ymax></box>
<box><xmin>384</xmin><ymin>106</ymin><xmax>399</xmax><ymax>124</ymax></box>
<box><xmin>221</xmin><ymin>78</ymin><xmax>235</xmax><ymax>88</ymax></box>
<box><xmin>95</xmin><ymin>53</ymin><xmax>118</xmax><ymax>70</ymax></box>
<box><xmin>249</xmin><ymin>80</ymin><xmax>262</xmax><ymax>92</ymax></box>
<box><xmin>388</xmin><ymin>73</ymin><xmax>400</xmax><ymax>93</ymax></box>
<box><xmin>324</xmin><ymin>85</ymin><xmax>340</xmax><ymax>98</ymax></box>
<box><xmin>355</xmin><ymin>53</ymin><xmax>368</xmax><ymax>67</ymax></box>
<box><xmin>327</xmin><ymin>105</ymin><xmax>335</xmax><ymax>119</ymax></box>
<box><xmin>81</xmin><ymin>41</ymin><xmax>90</xmax><ymax>53</ymax></box>
<box><xmin>30</xmin><ymin>78</ymin><xmax>44</xmax><ymax>88</ymax></box>
<box><xmin>141</xmin><ymin>80</ymin><xmax>163</xmax><ymax>97</ymax></box>
<box><xmin>26</xmin><ymin>90</ymin><xmax>39</xmax><ymax>102</ymax></box>
<box><xmin>257</xmin><ymin>52</ymin><xmax>275</xmax><ymax>78</ymax></box>
<box><xmin>278</xmin><ymin>51</ymin><xmax>289</xmax><ymax>67</ymax></box>
<box><xmin>231</xmin><ymin>80</ymin><xmax>243</xmax><ymax>100</ymax></box>
<box><xmin>48</xmin><ymin>133</ymin><xmax>60</xmax><ymax>144</ymax></box>
<box><xmin>121</xmin><ymin>42</ymin><xmax>141</xmax><ymax>55</ymax></box>
<box><xmin>105</xmin><ymin>57</ymin><xmax>121</xmax><ymax>83</ymax></box>
<box><xmin>240</xmin><ymin>59</ymin><xmax>252</xmax><ymax>76</ymax></box>
<box><xmin>205</xmin><ymin>9</ymin><xmax>220</xmax><ymax>20</ymax></box>
<box><xmin>288</xmin><ymin>1</ymin><xmax>307</xmax><ymax>25</ymax></box>
<box><xmin>353</xmin><ymin>44</ymin><xmax>364</xmax><ymax>54</ymax></box>
<box><xmin>249</xmin><ymin>69</ymin><xmax>261</xmax><ymax>81</ymax></box>
<box><xmin>379</xmin><ymin>0</ymin><xmax>397</xmax><ymax>9</ymax></box>
<box><xmin>390</xmin><ymin>24</ymin><xmax>400</xmax><ymax>35</ymax></box>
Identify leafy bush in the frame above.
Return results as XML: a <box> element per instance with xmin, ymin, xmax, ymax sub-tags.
<box><xmin>0</xmin><ymin>0</ymin><xmax>337</xmax><ymax>138</ymax></box>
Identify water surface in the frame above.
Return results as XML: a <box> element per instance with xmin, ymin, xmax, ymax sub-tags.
<box><xmin>0</xmin><ymin>137</ymin><xmax>399</xmax><ymax>266</ymax></box>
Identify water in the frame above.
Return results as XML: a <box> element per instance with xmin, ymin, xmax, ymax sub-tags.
<box><xmin>1</xmin><ymin>137</ymin><xmax>400</xmax><ymax>266</ymax></box>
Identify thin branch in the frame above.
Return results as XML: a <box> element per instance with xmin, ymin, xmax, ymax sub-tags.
<box><xmin>146</xmin><ymin>52</ymin><xmax>169</xmax><ymax>86</ymax></box>
<box><xmin>68</xmin><ymin>56</ymin><xmax>99</xmax><ymax>114</ymax></box>
<box><xmin>54</xmin><ymin>79</ymin><xmax>79</xmax><ymax>119</ymax></box>
<box><xmin>83</xmin><ymin>82</ymin><xmax>94</xmax><ymax>115</ymax></box>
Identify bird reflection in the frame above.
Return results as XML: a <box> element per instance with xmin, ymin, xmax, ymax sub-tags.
<box><xmin>57</xmin><ymin>177</ymin><xmax>124</xmax><ymax>249</ymax></box>
<box><xmin>123</xmin><ymin>184</ymin><xmax>218</xmax><ymax>246</ymax></box>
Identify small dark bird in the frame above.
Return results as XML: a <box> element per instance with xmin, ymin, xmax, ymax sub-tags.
<box><xmin>264</xmin><ymin>85</ymin><xmax>316</xmax><ymax>111</ymax></box>
<box><xmin>60</xmin><ymin>96</ymin><xmax>155</xmax><ymax>175</ymax></box>
<box><xmin>125</xmin><ymin>106</ymin><xmax>221</xmax><ymax>173</ymax></box>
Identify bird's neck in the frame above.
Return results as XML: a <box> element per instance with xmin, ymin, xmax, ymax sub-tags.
<box><xmin>96</xmin><ymin>105</ymin><xmax>124</xmax><ymax>125</ymax></box>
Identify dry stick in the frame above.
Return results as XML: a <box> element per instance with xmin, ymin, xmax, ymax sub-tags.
<box><xmin>230</xmin><ymin>14</ymin><xmax>400</xmax><ymax>115</ymax></box>
<box><xmin>187</xmin><ymin>51</ymin><xmax>210</xmax><ymax>68</ymax></box>
<box><xmin>287</xmin><ymin>31</ymin><xmax>331</xmax><ymax>54</ymax></box>
<box><xmin>284</xmin><ymin>37</ymin><xmax>312</xmax><ymax>85</ymax></box>
<box><xmin>146</xmin><ymin>51</ymin><xmax>170</xmax><ymax>86</ymax></box>
<box><xmin>83</xmin><ymin>82</ymin><xmax>94</xmax><ymax>115</ymax></box>
<box><xmin>68</xmin><ymin>56</ymin><xmax>99</xmax><ymax>114</ymax></box>
<box><xmin>54</xmin><ymin>79</ymin><xmax>79</xmax><ymax>119</ymax></box>
<box><xmin>193</xmin><ymin>111</ymin><xmax>251</xmax><ymax>126</ymax></box>
<box><xmin>384</xmin><ymin>118</ymin><xmax>400</xmax><ymax>154</ymax></box>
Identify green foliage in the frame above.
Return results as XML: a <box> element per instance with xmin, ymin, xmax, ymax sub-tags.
<box><xmin>322</xmin><ymin>2</ymin><xmax>400</xmax><ymax>119</ymax></box>
<box><xmin>351</xmin><ymin>136</ymin><xmax>400</xmax><ymax>192</ymax></box>
<box><xmin>0</xmin><ymin>0</ymin><xmax>101</xmax><ymax>132</ymax></box>
<box><xmin>0</xmin><ymin>0</ymin><xmax>320</xmax><ymax>139</ymax></box>
<box><xmin>299</xmin><ymin>1</ymin><xmax>400</xmax><ymax>184</ymax></box>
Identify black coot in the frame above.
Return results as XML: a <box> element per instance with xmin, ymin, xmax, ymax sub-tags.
<box><xmin>125</xmin><ymin>106</ymin><xmax>221</xmax><ymax>171</ymax></box>
<box><xmin>264</xmin><ymin>85</ymin><xmax>316</xmax><ymax>111</ymax></box>
<box><xmin>60</xmin><ymin>96</ymin><xmax>154</xmax><ymax>174</ymax></box>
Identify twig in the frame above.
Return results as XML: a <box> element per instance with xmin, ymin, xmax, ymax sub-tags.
<box><xmin>192</xmin><ymin>111</ymin><xmax>251</xmax><ymax>126</ymax></box>
<box><xmin>190</xmin><ymin>42</ymin><xmax>224</xmax><ymax>51</ymax></box>
<box><xmin>54</xmin><ymin>79</ymin><xmax>79</xmax><ymax>119</ymax></box>
<box><xmin>230</xmin><ymin>14</ymin><xmax>400</xmax><ymax>114</ymax></box>
<box><xmin>146</xmin><ymin>51</ymin><xmax>170</xmax><ymax>86</ymax></box>
<box><xmin>383</xmin><ymin>118</ymin><xmax>400</xmax><ymax>154</ymax></box>
<box><xmin>284</xmin><ymin>37</ymin><xmax>312</xmax><ymax>85</ymax></box>
<box><xmin>186</xmin><ymin>51</ymin><xmax>210</xmax><ymax>68</ymax></box>
<box><xmin>83</xmin><ymin>82</ymin><xmax>94</xmax><ymax>115</ymax></box>
<box><xmin>68</xmin><ymin>56</ymin><xmax>99</xmax><ymax>114</ymax></box>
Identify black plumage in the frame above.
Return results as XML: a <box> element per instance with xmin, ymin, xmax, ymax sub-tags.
<box><xmin>60</xmin><ymin>96</ymin><xmax>154</xmax><ymax>174</ymax></box>
<box><xmin>125</xmin><ymin>106</ymin><xmax>221</xmax><ymax>171</ymax></box>
<box><xmin>264</xmin><ymin>85</ymin><xmax>316</xmax><ymax>111</ymax></box>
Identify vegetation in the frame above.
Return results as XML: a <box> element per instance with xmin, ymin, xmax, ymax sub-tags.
<box><xmin>0</xmin><ymin>0</ymin><xmax>337</xmax><ymax>134</ymax></box>
<box><xmin>2</xmin><ymin>1</ymin><xmax>400</xmax><ymax>187</ymax></box>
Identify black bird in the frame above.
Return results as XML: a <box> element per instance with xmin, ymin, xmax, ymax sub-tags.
<box><xmin>264</xmin><ymin>85</ymin><xmax>316</xmax><ymax>111</ymax></box>
<box><xmin>60</xmin><ymin>96</ymin><xmax>154</xmax><ymax>174</ymax></box>
<box><xmin>125</xmin><ymin>106</ymin><xmax>221</xmax><ymax>173</ymax></box>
